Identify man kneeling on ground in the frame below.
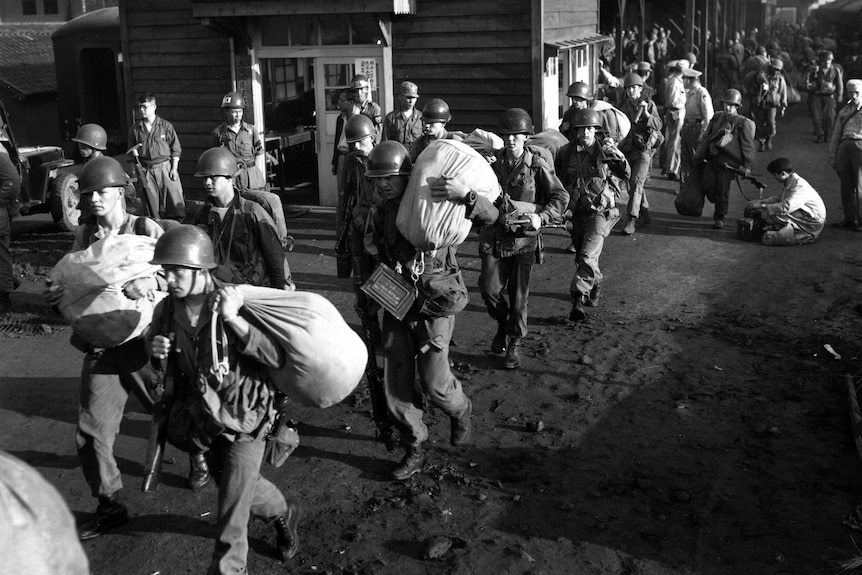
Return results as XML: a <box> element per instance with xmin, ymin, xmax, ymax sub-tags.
<box><xmin>746</xmin><ymin>157</ymin><xmax>827</xmax><ymax>245</ymax></box>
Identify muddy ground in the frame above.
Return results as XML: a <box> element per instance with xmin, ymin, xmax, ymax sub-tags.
<box><xmin>3</xmin><ymin>103</ymin><xmax>862</xmax><ymax>575</ymax></box>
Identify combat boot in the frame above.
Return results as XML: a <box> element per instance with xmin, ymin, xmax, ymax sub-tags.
<box><xmin>490</xmin><ymin>322</ymin><xmax>507</xmax><ymax>353</ymax></box>
<box><xmin>638</xmin><ymin>208</ymin><xmax>651</xmax><ymax>226</ymax></box>
<box><xmin>450</xmin><ymin>399</ymin><xmax>472</xmax><ymax>446</ymax></box>
<box><xmin>503</xmin><ymin>337</ymin><xmax>521</xmax><ymax>370</ymax></box>
<box><xmin>765</xmin><ymin>137</ymin><xmax>773</xmax><ymax>151</ymax></box>
<box><xmin>569</xmin><ymin>295</ymin><xmax>587</xmax><ymax>321</ymax></box>
<box><xmin>274</xmin><ymin>498</ymin><xmax>303</xmax><ymax>560</ymax></box>
<box><xmin>622</xmin><ymin>217</ymin><xmax>637</xmax><ymax>235</ymax></box>
<box><xmin>586</xmin><ymin>284</ymin><xmax>602</xmax><ymax>307</ymax></box>
<box><xmin>188</xmin><ymin>452</ymin><xmax>211</xmax><ymax>492</ymax></box>
<box><xmin>392</xmin><ymin>444</ymin><xmax>425</xmax><ymax>481</ymax></box>
<box><xmin>0</xmin><ymin>290</ymin><xmax>10</xmax><ymax>314</ymax></box>
<box><xmin>78</xmin><ymin>495</ymin><xmax>129</xmax><ymax>541</ymax></box>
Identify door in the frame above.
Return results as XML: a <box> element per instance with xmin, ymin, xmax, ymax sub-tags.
<box><xmin>314</xmin><ymin>56</ymin><xmax>384</xmax><ymax>208</ymax></box>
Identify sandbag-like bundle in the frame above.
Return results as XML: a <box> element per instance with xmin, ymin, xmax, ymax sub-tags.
<box><xmin>461</xmin><ymin>128</ymin><xmax>503</xmax><ymax>157</ymax></box>
<box><xmin>50</xmin><ymin>234</ymin><xmax>165</xmax><ymax>349</ymax></box>
<box><xmin>527</xmin><ymin>129</ymin><xmax>570</xmax><ymax>158</ymax></box>
<box><xmin>236</xmin><ymin>285</ymin><xmax>367</xmax><ymax>408</ymax></box>
<box><xmin>397</xmin><ymin>140</ymin><xmax>501</xmax><ymax>252</ymax></box>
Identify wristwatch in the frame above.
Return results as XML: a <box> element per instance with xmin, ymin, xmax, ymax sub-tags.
<box><xmin>465</xmin><ymin>191</ymin><xmax>477</xmax><ymax>206</ymax></box>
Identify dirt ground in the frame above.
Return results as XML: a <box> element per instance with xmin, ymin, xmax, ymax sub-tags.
<box><xmin>3</xmin><ymin>102</ymin><xmax>862</xmax><ymax>575</ymax></box>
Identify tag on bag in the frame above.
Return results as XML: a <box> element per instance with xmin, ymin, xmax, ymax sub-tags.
<box><xmin>360</xmin><ymin>263</ymin><xmax>416</xmax><ymax>321</ymax></box>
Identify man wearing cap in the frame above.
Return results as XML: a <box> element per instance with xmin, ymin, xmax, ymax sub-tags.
<box><xmin>662</xmin><ymin>60</ymin><xmax>688</xmax><ymax>181</ymax></box>
<box><xmin>828</xmin><ymin>79</ymin><xmax>862</xmax><ymax>231</ymax></box>
<box><xmin>618</xmin><ymin>73</ymin><xmax>663</xmax><ymax>235</ymax></box>
<box><xmin>382</xmin><ymin>81</ymin><xmax>423</xmax><ymax>148</ymax></box>
<box><xmin>211</xmin><ymin>92</ymin><xmax>290</xmax><ymax>249</ymax></box>
<box><xmin>752</xmin><ymin>59</ymin><xmax>788</xmax><ymax>151</ymax></box>
<box><xmin>351</xmin><ymin>74</ymin><xmax>383</xmax><ymax>137</ymax></box>
<box><xmin>681</xmin><ymin>67</ymin><xmax>714</xmax><ymax>183</ymax></box>
<box><xmin>807</xmin><ymin>50</ymin><xmax>843</xmax><ymax>143</ymax></box>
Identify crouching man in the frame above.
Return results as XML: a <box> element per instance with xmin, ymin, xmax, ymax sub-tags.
<box><xmin>746</xmin><ymin>157</ymin><xmax>827</xmax><ymax>245</ymax></box>
<box><xmin>363</xmin><ymin>141</ymin><xmax>473</xmax><ymax>481</ymax></box>
<box><xmin>148</xmin><ymin>225</ymin><xmax>302</xmax><ymax>573</ymax></box>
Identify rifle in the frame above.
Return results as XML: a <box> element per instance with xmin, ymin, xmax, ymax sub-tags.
<box><xmin>335</xmin><ymin>188</ymin><xmax>357</xmax><ymax>278</ymax></box>
<box><xmin>353</xmin><ymin>256</ymin><xmax>394</xmax><ymax>452</ymax></box>
<box><xmin>142</xmin><ymin>331</ymin><xmax>175</xmax><ymax>492</ymax></box>
<box><xmin>721</xmin><ymin>163</ymin><xmax>767</xmax><ymax>193</ymax></box>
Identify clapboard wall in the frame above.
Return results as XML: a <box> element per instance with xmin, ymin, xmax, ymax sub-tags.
<box><xmin>543</xmin><ymin>0</ymin><xmax>597</xmax><ymax>44</ymax></box>
<box><xmin>120</xmin><ymin>0</ymin><xmax>232</xmax><ymax>197</ymax></box>
<box><xmin>391</xmin><ymin>0</ymin><xmax>535</xmax><ymax>133</ymax></box>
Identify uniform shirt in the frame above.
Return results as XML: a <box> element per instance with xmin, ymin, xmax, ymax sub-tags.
<box><xmin>72</xmin><ymin>213</ymin><xmax>163</xmax><ymax>251</ymax></box>
<box><xmin>618</xmin><ymin>97</ymin><xmax>663</xmax><ymax>159</ymax></box>
<box><xmin>695</xmin><ymin>111</ymin><xmax>756</xmax><ymax>172</ymax></box>
<box><xmin>555</xmin><ymin>141</ymin><xmax>630</xmax><ymax>213</ymax></box>
<box><xmin>128</xmin><ymin>116</ymin><xmax>181</xmax><ymax>165</ymax></box>
<box><xmin>829</xmin><ymin>104</ymin><xmax>862</xmax><ymax>157</ymax></box>
<box><xmin>211</xmin><ymin>121</ymin><xmax>263</xmax><ymax>166</ymax></box>
<box><xmin>664</xmin><ymin>75</ymin><xmax>687</xmax><ymax>110</ymax></box>
<box><xmin>361</xmin><ymin>101</ymin><xmax>383</xmax><ymax>134</ymax></box>
<box><xmin>193</xmin><ymin>194</ymin><xmax>286</xmax><ymax>288</ymax></box>
<box><xmin>684</xmin><ymin>84</ymin><xmax>714</xmax><ymax>136</ymax></box>
<box><xmin>382</xmin><ymin>109</ymin><xmax>424</xmax><ymax>148</ymax></box>
<box><xmin>807</xmin><ymin>64</ymin><xmax>843</xmax><ymax>99</ymax></box>
<box><xmin>761</xmin><ymin>173</ymin><xmax>826</xmax><ymax>224</ymax></box>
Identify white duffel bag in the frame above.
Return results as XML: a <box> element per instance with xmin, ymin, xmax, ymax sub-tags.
<box><xmin>236</xmin><ymin>285</ymin><xmax>367</xmax><ymax>408</ymax></box>
<box><xmin>50</xmin><ymin>234</ymin><xmax>165</xmax><ymax>349</ymax></box>
<box><xmin>397</xmin><ymin>139</ymin><xmax>501</xmax><ymax>252</ymax></box>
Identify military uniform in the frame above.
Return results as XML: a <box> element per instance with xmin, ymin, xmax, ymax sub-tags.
<box><xmin>807</xmin><ymin>62</ymin><xmax>843</xmax><ymax>141</ymax></box>
<box><xmin>619</xmin><ymin>97</ymin><xmax>663</xmax><ymax>219</ymax></box>
<box><xmin>0</xmin><ymin>146</ymin><xmax>20</xmax><ymax>312</ymax></box>
<box><xmin>477</xmin><ymin>146</ymin><xmax>568</xmax><ymax>342</ymax></box>
<box><xmin>128</xmin><ymin>115</ymin><xmax>185</xmax><ymax>220</ymax></box>
<box><xmin>555</xmin><ymin>140</ymin><xmax>629</xmax><ymax>305</ymax></box>
<box><xmin>681</xmin><ymin>83</ymin><xmax>714</xmax><ymax>182</ymax></box>
<box><xmin>663</xmin><ymin>73</ymin><xmax>687</xmax><ymax>177</ymax></box>
<box><xmin>382</xmin><ymin>108</ymin><xmax>424</xmax><ymax>148</ymax></box>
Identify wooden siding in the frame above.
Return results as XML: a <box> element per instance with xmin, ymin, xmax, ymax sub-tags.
<box><xmin>391</xmin><ymin>0</ymin><xmax>535</xmax><ymax>132</ymax></box>
<box><xmin>121</xmin><ymin>0</ymin><xmax>232</xmax><ymax>197</ymax></box>
<box><xmin>543</xmin><ymin>0</ymin><xmax>598</xmax><ymax>44</ymax></box>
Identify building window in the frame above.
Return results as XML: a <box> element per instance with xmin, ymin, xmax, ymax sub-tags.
<box><xmin>44</xmin><ymin>0</ymin><xmax>58</xmax><ymax>14</ymax></box>
<box><xmin>22</xmin><ymin>0</ymin><xmax>37</xmax><ymax>15</ymax></box>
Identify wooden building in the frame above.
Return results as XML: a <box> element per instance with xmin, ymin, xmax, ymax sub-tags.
<box><xmin>118</xmin><ymin>0</ymin><xmax>608</xmax><ymax>206</ymax></box>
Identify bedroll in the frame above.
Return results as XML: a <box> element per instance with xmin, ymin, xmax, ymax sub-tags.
<box><xmin>50</xmin><ymin>234</ymin><xmax>166</xmax><ymax>349</ymax></box>
<box><xmin>236</xmin><ymin>285</ymin><xmax>367</xmax><ymax>408</ymax></box>
<box><xmin>397</xmin><ymin>140</ymin><xmax>501</xmax><ymax>252</ymax></box>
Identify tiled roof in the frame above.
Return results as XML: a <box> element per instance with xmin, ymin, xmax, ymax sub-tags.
<box><xmin>0</xmin><ymin>24</ymin><xmax>61</xmax><ymax>98</ymax></box>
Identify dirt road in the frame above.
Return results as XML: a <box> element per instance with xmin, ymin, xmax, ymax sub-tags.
<box><xmin>2</xmin><ymin>102</ymin><xmax>862</xmax><ymax>575</ymax></box>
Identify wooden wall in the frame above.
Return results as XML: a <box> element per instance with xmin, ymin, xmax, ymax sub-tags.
<box><xmin>120</xmin><ymin>0</ymin><xmax>232</xmax><ymax>197</ymax></box>
<box><xmin>391</xmin><ymin>0</ymin><xmax>534</xmax><ymax>133</ymax></box>
<box><xmin>543</xmin><ymin>0</ymin><xmax>598</xmax><ymax>44</ymax></box>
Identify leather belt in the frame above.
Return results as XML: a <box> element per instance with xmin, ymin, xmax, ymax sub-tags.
<box><xmin>685</xmin><ymin>118</ymin><xmax>703</xmax><ymax>124</ymax></box>
<box><xmin>140</xmin><ymin>158</ymin><xmax>168</xmax><ymax>168</ymax></box>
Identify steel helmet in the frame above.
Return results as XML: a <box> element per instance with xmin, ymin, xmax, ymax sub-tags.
<box><xmin>72</xmin><ymin>123</ymin><xmax>107</xmax><ymax>151</ymax></box>
<box><xmin>221</xmin><ymin>91</ymin><xmax>244</xmax><ymax>109</ymax></box>
<box><xmin>366</xmin><ymin>141</ymin><xmax>412</xmax><ymax>177</ymax></box>
<box><xmin>151</xmin><ymin>225</ymin><xmax>217</xmax><ymax>269</ymax></box>
<box><xmin>344</xmin><ymin>114</ymin><xmax>376</xmax><ymax>143</ymax></box>
<box><xmin>624</xmin><ymin>73</ymin><xmax>645</xmax><ymax>88</ymax></box>
<box><xmin>566</xmin><ymin>82</ymin><xmax>591</xmax><ymax>100</ymax></box>
<box><xmin>498</xmin><ymin>108</ymin><xmax>534</xmax><ymax>135</ymax></box>
<box><xmin>721</xmin><ymin>89</ymin><xmax>743</xmax><ymax>106</ymax></box>
<box><xmin>572</xmin><ymin>109</ymin><xmax>602</xmax><ymax>128</ymax></box>
<box><xmin>351</xmin><ymin>74</ymin><xmax>370</xmax><ymax>88</ymax></box>
<box><xmin>421</xmin><ymin>98</ymin><xmax>451</xmax><ymax>122</ymax></box>
<box><xmin>195</xmin><ymin>147</ymin><xmax>237</xmax><ymax>178</ymax></box>
<box><xmin>769</xmin><ymin>58</ymin><xmax>784</xmax><ymax>71</ymax></box>
<box><xmin>78</xmin><ymin>156</ymin><xmax>129</xmax><ymax>194</ymax></box>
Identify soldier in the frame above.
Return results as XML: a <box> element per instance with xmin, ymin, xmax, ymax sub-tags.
<box><xmin>556</xmin><ymin>109</ymin><xmax>629</xmax><ymax>322</ymax></box>
<box><xmin>211</xmin><ymin>92</ymin><xmax>290</xmax><ymax>249</ymax></box>
<box><xmin>680</xmin><ymin>68</ymin><xmax>714</xmax><ymax>183</ymax></box>
<box><xmin>192</xmin><ymin>147</ymin><xmax>293</xmax><ymax>291</ymax></box>
<box><xmin>828</xmin><ymin>79</ymin><xmax>862</xmax><ymax>231</ymax></box>
<box><xmin>618</xmin><ymin>73</ymin><xmax>663</xmax><ymax>236</ymax></box>
<box><xmin>332</xmin><ymin>88</ymin><xmax>363</xmax><ymax>234</ymax></box>
<box><xmin>41</xmin><ymin>157</ymin><xmax>164</xmax><ymax>540</ymax></box>
<box><xmin>351</xmin><ymin>73</ymin><xmax>383</xmax><ymax>136</ymax></box>
<box><xmin>127</xmin><ymin>93</ymin><xmax>185</xmax><ymax>221</ymax></box>
<box><xmin>478</xmin><ymin>108</ymin><xmax>568</xmax><ymax>369</ymax></box>
<box><xmin>694</xmin><ymin>89</ymin><xmax>756</xmax><ymax>229</ymax></box>
<box><xmin>149</xmin><ymin>225</ymin><xmax>302</xmax><ymax>573</ymax></box>
<box><xmin>0</xmin><ymin>141</ymin><xmax>20</xmax><ymax>314</ymax></box>
<box><xmin>409</xmin><ymin>98</ymin><xmax>454</xmax><ymax>162</ymax></box>
<box><xmin>72</xmin><ymin>123</ymin><xmax>107</xmax><ymax>163</ymax></box>
<box><xmin>752</xmin><ymin>59</ymin><xmax>787</xmax><ymax>152</ymax></box>
<box><xmin>662</xmin><ymin>60</ymin><xmax>688</xmax><ymax>181</ymax></box>
<box><xmin>807</xmin><ymin>50</ymin><xmax>843</xmax><ymax>143</ymax></box>
<box><xmin>382</xmin><ymin>81</ymin><xmax>423</xmax><ymax>148</ymax></box>
<box><xmin>363</xmin><ymin>141</ymin><xmax>473</xmax><ymax>480</ymax></box>
<box><xmin>559</xmin><ymin>81</ymin><xmax>629</xmax><ymax>144</ymax></box>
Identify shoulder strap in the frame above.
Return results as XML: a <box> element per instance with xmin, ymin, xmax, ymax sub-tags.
<box><xmin>134</xmin><ymin>215</ymin><xmax>151</xmax><ymax>236</ymax></box>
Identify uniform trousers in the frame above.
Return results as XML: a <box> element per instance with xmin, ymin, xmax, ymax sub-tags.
<box><xmin>811</xmin><ymin>94</ymin><xmax>836</xmax><ymax>138</ymax></box>
<box><xmin>680</xmin><ymin>122</ymin><xmax>703</xmax><ymax>183</ymax></box>
<box><xmin>626</xmin><ymin>151</ymin><xmax>653</xmax><ymax>218</ymax></box>
<box><xmin>382</xmin><ymin>312</ymin><xmax>470</xmax><ymax>447</ymax></box>
<box><xmin>664</xmin><ymin>109</ymin><xmax>684</xmax><ymax>175</ymax></box>
<box><xmin>205</xmin><ymin>436</ymin><xmax>288</xmax><ymax>575</ymax></box>
<box><xmin>752</xmin><ymin>106</ymin><xmax>779</xmax><ymax>140</ymax></box>
<box><xmin>141</xmin><ymin>161</ymin><xmax>185</xmax><ymax>221</ymax></box>
<box><xmin>0</xmin><ymin>205</ymin><xmax>12</xmax><ymax>291</ymax></box>
<box><xmin>77</xmin><ymin>338</ymin><xmax>154</xmax><ymax>499</ymax></box>
<box><xmin>836</xmin><ymin>139</ymin><xmax>862</xmax><ymax>226</ymax></box>
<box><xmin>569</xmin><ymin>208</ymin><xmax>620</xmax><ymax>298</ymax></box>
<box><xmin>702</xmin><ymin>163</ymin><xmax>736</xmax><ymax>220</ymax></box>
<box><xmin>479</xmin><ymin>251</ymin><xmax>534</xmax><ymax>339</ymax></box>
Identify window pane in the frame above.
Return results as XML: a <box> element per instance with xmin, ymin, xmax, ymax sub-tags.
<box><xmin>22</xmin><ymin>0</ymin><xmax>36</xmax><ymax>15</ymax></box>
<box><xmin>43</xmin><ymin>0</ymin><xmax>58</xmax><ymax>14</ymax></box>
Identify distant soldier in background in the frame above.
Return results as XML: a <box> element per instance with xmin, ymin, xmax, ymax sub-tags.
<box><xmin>409</xmin><ymin>98</ymin><xmax>455</xmax><ymax>162</ymax></box>
<box><xmin>680</xmin><ymin>68</ymin><xmax>713</xmax><ymax>184</ymax></box>
<box><xmin>352</xmin><ymin>74</ymin><xmax>383</xmax><ymax>137</ymax></box>
<box><xmin>212</xmin><ymin>91</ymin><xmax>290</xmax><ymax>249</ymax></box>
<box><xmin>72</xmin><ymin>123</ymin><xmax>107</xmax><ymax>164</ymax></box>
<box><xmin>752</xmin><ymin>59</ymin><xmax>788</xmax><ymax>152</ymax></box>
<box><xmin>382</xmin><ymin>81</ymin><xmax>423</xmax><ymax>148</ymax></box>
<box><xmin>807</xmin><ymin>50</ymin><xmax>843</xmax><ymax>143</ymax></box>
<box><xmin>662</xmin><ymin>59</ymin><xmax>688</xmax><ymax>181</ymax></box>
